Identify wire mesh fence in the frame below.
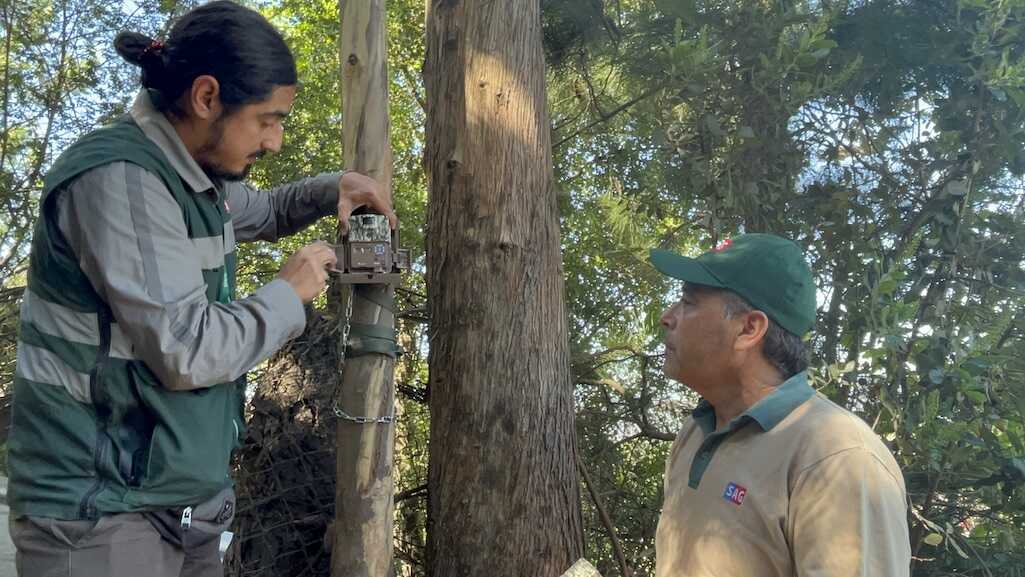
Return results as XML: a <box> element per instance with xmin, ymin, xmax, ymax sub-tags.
<box><xmin>225</xmin><ymin>312</ymin><xmax>342</xmax><ymax>577</ymax></box>
<box><xmin>223</xmin><ymin>301</ymin><xmax>430</xmax><ymax>577</ymax></box>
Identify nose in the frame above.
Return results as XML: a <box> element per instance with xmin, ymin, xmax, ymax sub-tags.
<box><xmin>262</xmin><ymin>124</ymin><xmax>284</xmax><ymax>154</ymax></box>
<box><xmin>262</xmin><ymin>138</ymin><xmax>281</xmax><ymax>154</ymax></box>
<box><xmin>660</xmin><ymin>305</ymin><xmax>675</xmax><ymax>329</ymax></box>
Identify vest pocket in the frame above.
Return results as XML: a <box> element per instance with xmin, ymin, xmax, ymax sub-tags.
<box><xmin>124</xmin><ymin>363</ymin><xmax>237</xmax><ymax>507</ymax></box>
<box><xmin>115</xmin><ymin>406</ymin><xmax>154</xmax><ymax>488</ymax></box>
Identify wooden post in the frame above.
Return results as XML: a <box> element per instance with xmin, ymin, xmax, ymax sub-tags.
<box><xmin>332</xmin><ymin>1</ymin><xmax>395</xmax><ymax>576</ymax></box>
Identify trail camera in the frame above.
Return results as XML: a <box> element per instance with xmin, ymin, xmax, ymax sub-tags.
<box><xmin>332</xmin><ymin>213</ymin><xmax>410</xmax><ymax>284</ymax></box>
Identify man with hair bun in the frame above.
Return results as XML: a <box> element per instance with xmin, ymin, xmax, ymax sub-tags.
<box><xmin>651</xmin><ymin>234</ymin><xmax>912</xmax><ymax>577</ymax></box>
<box><xmin>6</xmin><ymin>1</ymin><xmax>394</xmax><ymax>575</ymax></box>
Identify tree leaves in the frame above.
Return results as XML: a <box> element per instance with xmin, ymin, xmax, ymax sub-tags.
<box><xmin>545</xmin><ymin>1</ymin><xmax>1025</xmax><ymax>574</ymax></box>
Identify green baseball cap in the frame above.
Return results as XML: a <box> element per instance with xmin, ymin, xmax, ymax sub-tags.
<box><xmin>649</xmin><ymin>233</ymin><xmax>816</xmax><ymax>336</ymax></box>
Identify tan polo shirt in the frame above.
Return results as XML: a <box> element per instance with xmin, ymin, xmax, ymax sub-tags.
<box><xmin>655</xmin><ymin>373</ymin><xmax>910</xmax><ymax>577</ymax></box>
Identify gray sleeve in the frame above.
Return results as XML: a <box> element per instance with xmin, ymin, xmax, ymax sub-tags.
<box><xmin>57</xmin><ymin>162</ymin><xmax>308</xmax><ymax>391</ymax></box>
<box><xmin>226</xmin><ymin>172</ymin><xmax>342</xmax><ymax>243</ymax></box>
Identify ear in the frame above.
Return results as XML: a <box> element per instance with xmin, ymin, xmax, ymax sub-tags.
<box><xmin>186</xmin><ymin>75</ymin><xmax>222</xmax><ymax>121</ymax></box>
<box><xmin>733</xmin><ymin>309</ymin><xmax>770</xmax><ymax>353</ymax></box>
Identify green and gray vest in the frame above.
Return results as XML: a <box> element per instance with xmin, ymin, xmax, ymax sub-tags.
<box><xmin>8</xmin><ymin>116</ymin><xmax>244</xmax><ymax>520</ymax></box>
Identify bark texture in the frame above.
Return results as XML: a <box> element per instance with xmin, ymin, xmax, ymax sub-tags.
<box><xmin>333</xmin><ymin>0</ymin><xmax>396</xmax><ymax>575</ymax></box>
<box><xmin>424</xmin><ymin>1</ymin><xmax>584</xmax><ymax>575</ymax></box>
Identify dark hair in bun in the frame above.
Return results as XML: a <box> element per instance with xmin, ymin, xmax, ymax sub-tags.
<box><xmin>114</xmin><ymin>31</ymin><xmax>167</xmax><ymax>90</ymax></box>
<box><xmin>113</xmin><ymin>1</ymin><xmax>297</xmax><ymax>117</ymax></box>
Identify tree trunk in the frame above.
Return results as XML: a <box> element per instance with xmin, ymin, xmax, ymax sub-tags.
<box><xmin>424</xmin><ymin>1</ymin><xmax>584</xmax><ymax>576</ymax></box>
<box><xmin>333</xmin><ymin>0</ymin><xmax>396</xmax><ymax>576</ymax></box>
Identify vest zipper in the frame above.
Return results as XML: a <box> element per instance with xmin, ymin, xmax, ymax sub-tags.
<box><xmin>80</xmin><ymin>307</ymin><xmax>113</xmax><ymax>519</ymax></box>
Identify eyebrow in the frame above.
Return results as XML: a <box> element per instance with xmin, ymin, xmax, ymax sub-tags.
<box><xmin>259</xmin><ymin>110</ymin><xmax>290</xmax><ymax>120</ymax></box>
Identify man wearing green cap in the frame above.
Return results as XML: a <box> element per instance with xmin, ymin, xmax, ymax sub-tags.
<box><xmin>650</xmin><ymin>234</ymin><xmax>910</xmax><ymax>577</ymax></box>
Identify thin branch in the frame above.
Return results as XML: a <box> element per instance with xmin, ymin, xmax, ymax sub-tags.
<box><xmin>635</xmin><ymin>356</ymin><xmax>675</xmax><ymax>441</ymax></box>
<box><xmin>911</xmin><ymin>452</ymin><xmax>948</xmax><ymax>566</ymax></box>
<box><xmin>22</xmin><ymin>0</ymin><xmax>71</xmax><ymax>191</ymax></box>
<box><xmin>396</xmin><ymin>286</ymin><xmax>426</xmax><ymax>299</ymax></box>
<box><xmin>589</xmin><ymin>0</ymin><xmax>620</xmax><ymax>42</ymax></box>
<box><xmin>394</xmin><ymin>483</ymin><xmax>427</xmax><ymax>503</ymax></box>
<box><xmin>551</xmin><ymin>102</ymin><xmax>590</xmax><ymax>136</ymax></box>
<box><xmin>399</xmin><ymin>66</ymin><xmax>425</xmax><ymax>112</ymax></box>
<box><xmin>397</xmin><ymin>306</ymin><xmax>428</xmax><ymax>321</ymax></box>
<box><xmin>995</xmin><ymin>309</ymin><xmax>1022</xmax><ymax>350</ymax></box>
<box><xmin>578</xmin><ymin>453</ymin><xmax>632</xmax><ymax>577</ymax></box>
<box><xmin>553</xmin><ymin>84</ymin><xmax>664</xmax><ymax>150</ymax></box>
<box><xmin>956</xmin><ymin>534</ymin><xmax>994</xmax><ymax>577</ymax></box>
<box><xmin>0</xmin><ymin>0</ymin><xmax>14</xmax><ymax>173</ymax></box>
<box><xmin>577</xmin><ymin>53</ymin><xmax>611</xmax><ymax>119</ymax></box>
<box><xmin>635</xmin><ymin>419</ymin><xmax>675</xmax><ymax>442</ymax></box>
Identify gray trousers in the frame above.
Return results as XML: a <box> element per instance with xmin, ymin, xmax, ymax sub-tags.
<box><xmin>10</xmin><ymin>513</ymin><xmax>223</xmax><ymax>577</ymax></box>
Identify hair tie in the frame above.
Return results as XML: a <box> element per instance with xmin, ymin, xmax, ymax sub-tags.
<box><xmin>143</xmin><ymin>40</ymin><xmax>164</xmax><ymax>57</ymax></box>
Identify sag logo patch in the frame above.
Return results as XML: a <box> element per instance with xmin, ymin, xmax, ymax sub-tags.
<box><xmin>711</xmin><ymin>238</ymin><xmax>733</xmax><ymax>252</ymax></box>
<box><xmin>723</xmin><ymin>482</ymin><xmax>747</xmax><ymax>506</ymax></box>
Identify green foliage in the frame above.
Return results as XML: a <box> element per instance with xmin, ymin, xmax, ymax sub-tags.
<box><xmin>548</xmin><ymin>0</ymin><xmax>1025</xmax><ymax>575</ymax></box>
<box><xmin>0</xmin><ymin>0</ymin><xmax>181</xmax><ymax>397</ymax></box>
<box><xmin>240</xmin><ymin>0</ymin><xmax>427</xmax><ymax>297</ymax></box>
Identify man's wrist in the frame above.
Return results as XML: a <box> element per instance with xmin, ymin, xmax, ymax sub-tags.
<box><xmin>337</xmin><ymin>169</ymin><xmax>351</xmax><ymax>187</ymax></box>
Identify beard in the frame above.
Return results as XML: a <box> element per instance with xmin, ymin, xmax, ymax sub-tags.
<box><xmin>196</xmin><ymin>113</ymin><xmax>264</xmax><ymax>182</ymax></box>
<box><xmin>201</xmin><ymin>161</ymin><xmax>252</xmax><ymax>182</ymax></box>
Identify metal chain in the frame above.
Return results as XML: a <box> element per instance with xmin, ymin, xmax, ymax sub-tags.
<box><xmin>340</xmin><ymin>286</ymin><xmax>353</xmax><ymax>373</ymax></box>
<box><xmin>333</xmin><ymin>409</ymin><xmax>395</xmax><ymax>425</ymax></box>
<box><xmin>333</xmin><ymin>286</ymin><xmax>395</xmax><ymax>425</ymax></box>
